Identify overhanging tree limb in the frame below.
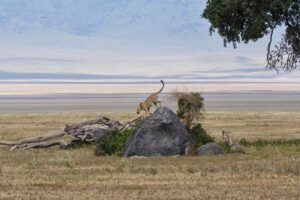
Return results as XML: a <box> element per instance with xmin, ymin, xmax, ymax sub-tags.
<box><xmin>267</xmin><ymin>26</ymin><xmax>275</xmax><ymax>69</ymax></box>
<box><xmin>202</xmin><ymin>0</ymin><xmax>300</xmax><ymax>71</ymax></box>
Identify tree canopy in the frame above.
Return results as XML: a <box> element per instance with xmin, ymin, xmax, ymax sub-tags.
<box><xmin>202</xmin><ymin>0</ymin><xmax>300</xmax><ymax>71</ymax></box>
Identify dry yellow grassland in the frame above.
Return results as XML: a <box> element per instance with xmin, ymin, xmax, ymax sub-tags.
<box><xmin>0</xmin><ymin>112</ymin><xmax>300</xmax><ymax>200</ymax></box>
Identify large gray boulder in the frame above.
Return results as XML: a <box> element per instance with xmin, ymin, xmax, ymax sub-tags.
<box><xmin>121</xmin><ymin>107</ymin><xmax>195</xmax><ymax>157</ymax></box>
<box><xmin>197</xmin><ymin>142</ymin><xmax>224</xmax><ymax>156</ymax></box>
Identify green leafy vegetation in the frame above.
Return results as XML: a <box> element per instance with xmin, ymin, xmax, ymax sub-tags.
<box><xmin>97</xmin><ymin>128</ymin><xmax>134</xmax><ymax>156</ymax></box>
<box><xmin>190</xmin><ymin>123</ymin><xmax>214</xmax><ymax>147</ymax></box>
<box><xmin>172</xmin><ymin>91</ymin><xmax>213</xmax><ymax>147</ymax></box>
<box><xmin>171</xmin><ymin>91</ymin><xmax>205</xmax><ymax>129</ymax></box>
<box><xmin>203</xmin><ymin>0</ymin><xmax>300</xmax><ymax>71</ymax></box>
<box><xmin>240</xmin><ymin>138</ymin><xmax>300</xmax><ymax>147</ymax></box>
<box><xmin>217</xmin><ymin>142</ymin><xmax>232</xmax><ymax>153</ymax></box>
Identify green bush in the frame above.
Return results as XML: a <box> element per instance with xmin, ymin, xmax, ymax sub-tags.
<box><xmin>97</xmin><ymin>128</ymin><xmax>133</xmax><ymax>156</ymax></box>
<box><xmin>190</xmin><ymin>123</ymin><xmax>214</xmax><ymax>147</ymax></box>
<box><xmin>171</xmin><ymin>91</ymin><xmax>205</xmax><ymax>128</ymax></box>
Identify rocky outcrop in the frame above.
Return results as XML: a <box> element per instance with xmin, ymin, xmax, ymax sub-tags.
<box><xmin>197</xmin><ymin>142</ymin><xmax>224</xmax><ymax>156</ymax></box>
<box><xmin>121</xmin><ymin>107</ymin><xmax>195</xmax><ymax>157</ymax></box>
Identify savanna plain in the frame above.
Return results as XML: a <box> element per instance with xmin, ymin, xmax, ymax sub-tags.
<box><xmin>0</xmin><ymin>111</ymin><xmax>299</xmax><ymax>200</ymax></box>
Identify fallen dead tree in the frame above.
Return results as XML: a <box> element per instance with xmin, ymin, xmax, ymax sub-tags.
<box><xmin>0</xmin><ymin>116</ymin><xmax>142</xmax><ymax>151</ymax></box>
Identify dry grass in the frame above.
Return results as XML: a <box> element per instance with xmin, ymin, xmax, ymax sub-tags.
<box><xmin>0</xmin><ymin>112</ymin><xmax>300</xmax><ymax>200</ymax></box>
<box><xmin>203</xmin><ymin>112</ymin><xmax>300</xmax><ymax>140</ymax></box>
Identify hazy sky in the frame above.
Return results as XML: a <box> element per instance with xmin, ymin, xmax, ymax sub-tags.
<box><xmin>0</xmin><ymin>0</ymin><xmax>297</xmax><ymax>82</ymax></box>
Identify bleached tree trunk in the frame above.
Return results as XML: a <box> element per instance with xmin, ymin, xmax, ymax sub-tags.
<box><xmin>0</xmin><ymin>116</ymin><xmax>142</xmax><ymax>150</ymax></box>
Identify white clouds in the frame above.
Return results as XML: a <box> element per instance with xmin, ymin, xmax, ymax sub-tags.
<box><xmin>0</xmin><ymin>0</ymin><xmax>295</xmax><ymax>82</ymax></box>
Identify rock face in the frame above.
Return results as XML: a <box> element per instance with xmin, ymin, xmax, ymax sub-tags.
<box><xmin>94</xmin><ymin>128</ymin><xmax>112</xmax><ymax>156</ymax></box>
<box><xmin>94</xmin><ymin>128</ymin><xmax>111</xmax><ymax>142</ymax></box>
<box><xmin>121</xmin><ymin>107</ymin><xmax>195</xmax><ymax>157</ymax></box>
<box><xmin>197</xmin><ymin>142</ymin><xmax>224</xmax><ymax>156</ymax></box>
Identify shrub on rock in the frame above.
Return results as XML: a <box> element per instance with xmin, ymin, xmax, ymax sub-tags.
<box><xmin>171</xmin><ymin>91</ymin><xmax>205</xmax><ymax>129</ymax></box>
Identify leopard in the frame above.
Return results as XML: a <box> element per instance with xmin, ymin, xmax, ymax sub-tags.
<box><xmin>136</xmin><ymin>80</ymin><xmax>165</xmax><ymax>115</ymax></box>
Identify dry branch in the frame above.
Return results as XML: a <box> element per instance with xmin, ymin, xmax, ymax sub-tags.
<box><xmin>64</xmin><ymin>116</ymin><xmax>123</xmax><ymax>134</ymax></box>
<box><xmin>0</xmin><ymin>116</ymin><xmax>142</xmax><ymax>150</ymax></box>
<box><xmin>0</xmin><ymin>130</ymin><xmax>66</xmax><ymax>147</ymax></box>
<box><xmin>14</xmin><ymin>140</ymin><xmax>70</xmax><ymax>150</ymax></box>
